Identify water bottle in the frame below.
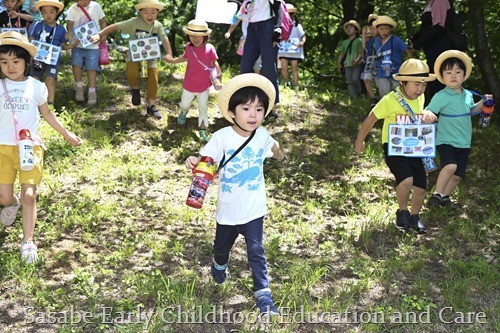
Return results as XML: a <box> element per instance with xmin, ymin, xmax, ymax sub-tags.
<box><xmin>209</xmin><ymin>67</ymin><xmax>222</xmax><ymax>91</ymax></box>
<box><xmin>478</xmin><ymin>97</ymin><xmax>494</xmax><ymax>128</ymax></box>
<box><xmin>382</xmin><ymin>55</ymin><xmax>392</xmax><ymax>77</ymax></box>
<box><xmin>18</xmin><ymin>129</ymin><xmax>35</xmax><ymax>171</ymax></box>
<box><xmin>141</xmin><ymin>60</ymin><xmax>147</xmax><ymax>78</ymax></box>
<box><xmin>186</xmin><ymin>156</ymin><xmax>217</xmax><ymax>209</ymax></box>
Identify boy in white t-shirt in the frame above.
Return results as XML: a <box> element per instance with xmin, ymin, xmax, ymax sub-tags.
<box><xmin>185</xmin><ymin>74</ymin><xmax>283</xmax><ymax>317</ymax></box>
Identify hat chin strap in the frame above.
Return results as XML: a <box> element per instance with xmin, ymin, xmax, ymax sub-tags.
<box><xmin>233</xmin><ymin>119</ymin><xmax>253</xmax><ymax>133</ymax></box>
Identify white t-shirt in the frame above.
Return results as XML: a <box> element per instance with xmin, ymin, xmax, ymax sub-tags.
<box><xmin>0</xmin><ymin>77</ymin><xmax>47</xmax><ymax>146</ymax></box>
<box><xmin>200</xmin><ymin>126</ymin><xmax>276</xmax><ymax>225</ymax></box>
<box><xmin>66</xmin><ymin>1</ymin><xmax>105</xmax><ymax>49</ymax></box>
<box><xmin>246</xmin><ymin>0</ymin><xmax>273</xmax><ymax>23</ymax></box>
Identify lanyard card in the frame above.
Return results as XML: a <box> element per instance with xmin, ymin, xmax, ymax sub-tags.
<box><xmin>73</xmin><ymin>20</ymin><xmax>99</xmax><ymax>48</ymax></box>
<box><xmin>388</xmin><ymin>123</ymin><xmax>436</xmax><ymax>158</ymax></box>
<box><xmin>0</xmin><ymin>27</ymin><xmax>27</xmax><ymax>37</ymax></box>
<box><xmin>31</xmin><ymin>40</ymin><xmax>61</xmax><ymax>66</ymax></box>
<box><xmin>129</xmin><ymin>36</ymin><xmax>161</xmax><ymax>62</ymax></box>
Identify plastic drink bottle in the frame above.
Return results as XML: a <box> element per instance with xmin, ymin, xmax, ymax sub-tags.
<box><xmin>18</xmin><ymin>129</ymin><xmax>35</xmax><ymax>171</ymax></box>
<box><xmin>209</xmin><ymin>67</ymin><xmax>222</xmax><ymax>91</ymax></box>
<box><xmin>478</xmin><ymin>97</ymin><xmax>494</xmax><ymax>128</ymax></box>
<box><xmin>141</xmin><ymin>61</ymin><xmax>147</xmax><ymax>78</ymax></box>
<box><xmin>186</xmin><ymin>156</ymin><xmax>217</xmax><ymax>209</ymax></box>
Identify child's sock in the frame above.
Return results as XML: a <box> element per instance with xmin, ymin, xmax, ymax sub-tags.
<box><xmin>76</xmin><ymin>81</ymin><xmax>83</xmax><ymax>88</ymax></box>
<box><xmin>88</xmin><ymin>87</ymin><xmax>96</xmax><ymax>93</ymax></box>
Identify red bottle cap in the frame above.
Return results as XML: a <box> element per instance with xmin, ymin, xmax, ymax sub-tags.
<box><xmin>19</xmin><ymin>129</ymin><xmax>32</xmax><ymax>140</ymax></box>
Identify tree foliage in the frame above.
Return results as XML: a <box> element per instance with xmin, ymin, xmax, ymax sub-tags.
<box><xmin>90</xmin><ymin>0</ymin><xmax>497</xmax><ymax>94</ymax></box>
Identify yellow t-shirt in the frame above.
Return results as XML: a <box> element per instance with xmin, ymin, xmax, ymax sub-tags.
<box><xmin>373</xmin><ymin>87</ymin><xmax>425</xmax><ymax>144</ymax></box>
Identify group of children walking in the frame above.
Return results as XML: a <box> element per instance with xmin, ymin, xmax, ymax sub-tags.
<box><xmin>0</xmin><ymin>0</ymin><xmax>494</xmax><ymax>320</ymax></box>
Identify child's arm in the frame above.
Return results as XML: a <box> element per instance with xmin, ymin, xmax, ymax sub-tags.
<box><xmin>90</xmin><ymin>23</ymin><xmax>119</xmax><ymax>44</ymax></box>
<box><xmin>421</xmin><ymin>110</ymin><xmax>438</xmax><ymax>123</ymax></box>
<box><xmin>355</xmin><ymin>111</ymin><xmax>378</xmax><ymax>154</ymax></box>
<box><xmin>9</xmin><ymin>11</ymin><xmax>34</xmax><ymax>23</ymax></box>
<box><xmin>39</xmin><ymin>103</ymin><xmax>82</xmax><ymax>147</ymax></box>
<box><xmin>337</xmin><ymin>52</ymin><xmax>345</xmax><ymax>73</ymax></box>
<box><xmin>185</xmin><ymin>156</ymin><xmax>201</xmax><ymax>170</ymax></box>
<box><xmin>271</xmin><ymin>142</ymin><xmax>284</xmax><ymax>161</ymax></box>
<box><xmin>161</xmin><ymin>36</ymin><xmax>173</xmax><ymax>62</ymax></box>
<box><xmin>471</xmin><ymin>94</ymin><xmax>493</xmax><ymax>113</ymax></box>
<box><xmin>224</xmin><ymin>19</ymin><xmax>242</xmax><ymax>39</ymax></box>
<box><xmin>212</xmin><ymin>60</ymin><xmax>222</xmax><ymax>76</ymax></box>
<box><xmin>165</xmin><ymin>55</ymin><xmax>187</xmax><ymax>64</ymax></box>
<box><xmin>404</xmin><ymin>48</ymin><xmax>413</xmax><ymax>59</ymax></box>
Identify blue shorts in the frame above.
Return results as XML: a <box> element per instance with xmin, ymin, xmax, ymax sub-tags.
<box><xmin>30</xmin><ymin>62</ymin><xmax>60</xmax><ymax>79</ymax></box>
<box><xmin>71</xmin><ymin>47</ymin><xmax>101</xmax><ymax>71</ymax></box>
<box><xmin>437</xmin><ymin>144</ymin><xmax>470</xmax><ymax>178</ymax></box>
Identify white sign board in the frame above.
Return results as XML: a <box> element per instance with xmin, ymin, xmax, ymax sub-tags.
<box><xmin>195</xmin><ymin>0</ymin><xmax>238</xmax><ymax>24</ymax></box>
<box><xmin>388</xmin><ymin>124</ymin><xmax>436</xmax><ymax>158</ymax></box>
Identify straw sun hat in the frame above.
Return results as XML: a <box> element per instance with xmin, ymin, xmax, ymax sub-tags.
<box><xmin>217</xmin><ymin>74</ymin><xmax>276</xmax><ymax>124</ymax></box>
<box><xmin>392</xmin><ymin>59</ymin><xmax>437</xmax><ymax>82</ymax></box>
<box><xmin>183</xmin><ymin>19</ymin><xmax>212</xmax><ymax>36</ymax></box>
<box><xmin>343</xmin><ymin>20</ymin><xmax>361</xmax><ymax>33</ymax></box>
<box><xmin>0</xmin><ymin>31</ymin><xmax>37</xmax><ymax>57</ymax></box>
<box><xmin>135</xmin><ymin>0</ymin><xmax>164</xmax><ymax>12</ymax></box>
<box><xmin>286</xmin><ymin>4</ymin><xmax>297</xmax><ymax>13</ymax></box>
<box><xmin>433</xmin><ymin>50</ymin><xmax>473</xmax><ymax>84</ymax></box>
<box><xmin>373</xmin><ymin>15</ymin><xmax>397</xmax><ymax>29</ymax></box>
<box><xmin>35</xmin><ymin>0</ymin><xmax>64</xmax><ymax>13</ymax></box>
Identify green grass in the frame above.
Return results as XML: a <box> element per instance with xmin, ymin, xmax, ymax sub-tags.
<box><xmin>0</xmin><ymin>54</ymin><xmax>498</xmax><ymax>333</ymax></box>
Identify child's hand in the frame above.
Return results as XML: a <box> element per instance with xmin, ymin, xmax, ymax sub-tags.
<box><xmin>422</xmin><ymin>110</ymin><xmax>437</xmax><ymax>124</ymax></box>
<box><xmin>65</xmin><ymin>133</ymin><xmax>83</xmax><ymax>147</ymax></box>
<box><xmin>185</xmin><ymin>156</ymin><xmax>200</xmax><ymax>170</ymax></box>
<box><xmin>355</xmin><ymin>139</ymin><xmax>365</xmax><ymax>154</ymax></box>
<box><xmin>8</xmin><ymin>11</ymin><xmax>19</xmax><ymax>19</ymax></box>
<box><xmin>224</xmin><ymin>32</ymin><xmax>231</xmax><ymax>39</ymax></box>
<box><xmin>90</xmin><ymin>34</ymin><xmax>100</xmax><ymax>44</ymax></box>
<box><xmin>163</xmin><ymin>54</ymin><xmax>173</xmax><ymax>63</ymax></box>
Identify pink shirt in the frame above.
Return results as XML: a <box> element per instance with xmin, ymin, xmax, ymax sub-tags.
<box><xmin>182</xmin><ymin>43</ymin><xmax>218</xmax><ymax>93</ymax></box>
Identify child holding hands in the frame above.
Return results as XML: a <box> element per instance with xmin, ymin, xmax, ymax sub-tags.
<box><xmin>355</xmin><ymin>59</ymin><xmax>437</xmax><ymax>233</ymax></box>
<box><xmin>90</xmin><ymin>0</ymin><xmax>173</xmax><ymax>119</ymax></box>
<box><xmin>166</xmin><ymin>19</ymin><xmax>221</xmax><ymax>142</ymax></box>
<box><xmin>185</xmin><ymin>74</ymin><xmax>283</xmax><ymax>316</ymax></box>
<box><xmin>424</xmin><ymin>50</ymin><xmax>493</xmax><ymax>207</ymax></box>
<box><xmin>0</xmin><ymin>31</ymin><xmax>82</xmax><ymax>264</ymax></box>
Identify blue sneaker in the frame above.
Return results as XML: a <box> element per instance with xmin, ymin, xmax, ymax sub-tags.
<box><xmin>177</xmin><ymin>112</ymin><xmax>187</xmax><ymax>125</ymax></box>
<box><xmin>255</xmin><ymin>290</ymin><xmax>279</xmax><ymax>317</ymax></box>
<box><xmin>211</xmin><ymin>260</ymin><xmax>227</xmax><ymax>284</ymax></box>
<box><xmin>199</xmin><ymin>129</ymin><xmax>210</xmax><ymax>142</ymax></box>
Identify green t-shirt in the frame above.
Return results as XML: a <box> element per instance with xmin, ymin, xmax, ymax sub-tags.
<box><xmin>340</xmin><ymin>37</ymin><xmax>362</xmax><ymax>68</ymax></box>
<box><xmin>116</xmin><ymin>16</ymin><xmax>168</xmax><ymax>67</ymax></box>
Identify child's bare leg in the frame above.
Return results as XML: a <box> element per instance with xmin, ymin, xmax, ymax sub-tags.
<box><xmin>434</xmin><ymin>164</ymin><xmax>457</xmax><ymax>194</ymax></box>
<box><xmin>21</xmin><ymin>184</ymin><xmax>37</xmax><ymax>242</ymax></box>
<box><xmin>443</xmin><ymin>175</ymin><xmax>462</xmax><ymax>196</ymax></box>
<box><xmin>364</xmin><ymin>79</ymin><xmax>375</xmax><ymax>98</ymax></box>
<box><xmin>0</xmin><ymin>184</ymin><xmax>16</xmax><ymax>207</ymax></box>
<box><xmin>45</xmin><ymin>77</ymin><xmax>56</xmax><ymax>104</ymax></box>
<box><xmin>395</xmin><ymin>177</ymin><xmax>413</xmax><ymax>211</ymax></box>
<box><xmin>280</xmin><ymin>58</ymin><xmax>289</xmax><ymax>83</ymax></box>
<box><xmin>410</xmin><ymin>186</ymin><xmax>426</xmax><ymax>215</ymax></box>
<box><xmin>291</xmin><ymin>60</ymin><xmax>299</xmax><ymax>86</ymax></box>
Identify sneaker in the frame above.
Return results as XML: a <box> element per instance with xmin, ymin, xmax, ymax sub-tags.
<box><xmin>211</xmin><ymin>260</ymin><xmax>228</xmax><ymax>284</ymax></box>
<box><xmin>409</xmin><ymin>214</ymin><xmax>427</xmax><ymax>234</ymax></box>
<box><xmin>75</xmin><ymin>86</ymin><xmax>84</xmax><ymax>102</ymax></box>
<box><xmin>146</xmin><ymin>105</ymin><xmax>163</xmax><ymax>119</ymax></box>
<box><xmin>395</xmin><ymin>209</ymin><xmax>410</xmax><ymax>231</ymax></box>
<box><xmin>177</xmin><ymin>112</ymin><xmax>187</xmax><ymax>125</ymax></box>
<box><xmin>255</xmin><ymin>290</ymin><xmax>279</xmax><ymax>317</ymax></box>
<box><xmin>427</xmin><ymin>193</ymin><xmax>442</xmax><ymax>208</ymax></box>
<box><xmin>1</xmin><ymin>194</ymin><xmax>21</xmax><ymax>226</ymax></box>
<box><xmin>131</xmin><ymin>89</ymin><xmax>141</xmax><ymax>106</ymax></box>
<box><xmin>87</xmin><ymin>91</ymin><xmax>97</xmax><ymax>106</ymax></box>
<box><xmin>20</xmin><ymin>241</ymin><xmax>38</xmax><ymax>264</ymax></box>
<box><xmin>199</xmin><ymin>129</ymin><xmax>210</xmax><ymax>142</ymax></box>
<box><xmin>440</xmin><ymin>195</ymin><xmax>451</xmax><ymax>207</ymax></box>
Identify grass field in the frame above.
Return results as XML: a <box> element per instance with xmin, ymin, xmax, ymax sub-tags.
<box><xmin>0</xmin><ymin>53</ymin><xmax>498</xmax><ymax>333</ymax></box>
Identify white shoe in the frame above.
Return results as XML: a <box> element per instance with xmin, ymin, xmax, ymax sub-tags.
<box><xmin>87</xmin><ymin>91</ymin><xmax>97</xmax><ymax>106</ymax></box>
<box><xmin>21</xmin><ymin>241</ymin><xmax>38</xmax><ymax>264</ymax></box>
<box><xmin>1</xmin><ymin>194</ymin><xmax>20</xmax><ymax>226</ymax></box>
<box><xmin>75</xmin><ymin>86</ymin><xmax>84</xmax><ymax>102</ymax></box>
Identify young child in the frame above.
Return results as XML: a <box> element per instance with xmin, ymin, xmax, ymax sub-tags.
<box><xmin>355</xmin><ymin>59</ymin><xmax>437</xmax><ymax>233</ymax></box>
<box><xmin>361</xmin><ymin>13</ymin><xmax>379</xmax><ymax>107</ymax></box>
<box><xmin>28</xmin><ymin>0</ymin><xmax>73</xmax><ymax>106</ymax></box>
<box><xmin>337</xmin><ymin>20</ymin><xmax>363</xmax><ymax>98</ymax></box>
<box><xmin>0</xmin><ymin>31</ymin><xmax>82</xmax><ymax>264</ymax></box>
<box><xmin>372</xmin><ymin>15</ymin><xmax>412</xmax><ymax>98</ymax></box>
<box><xmin>278</xmin><ymin>3</ymin><xmax>306</xmax><ymax>89</ymax></box>
<box><xmin>90</xmin><ymin>0</ymin><xmax>173</xmax><ymax>119</ymax></box>
<box><xmin>65</xmin><ymin>0</ymin><xmax>107</xmax><ymax>106</ymax></box>
<box><xmin>424</xmin><ymin>50</ymin><xmax>493</xmax><ymax>208</ymax></box>
<box><xmin>23</xmin><ymin>0</ymin><xmax>41</xmax><ymax>25</ymax></box>
<box><xmin>0</xmin><ymin>0</ymin><xmax>34</xmax><ymax>28</ymax></box>
<box><xmin>184</xmin><ymin>73</ymin><xmax>283</xmax><ymax>316</ymax></box>
<box><xmin>166</xmin><ymin>19</ymin><xmax>221</xmax><ymax>142</ymax></box>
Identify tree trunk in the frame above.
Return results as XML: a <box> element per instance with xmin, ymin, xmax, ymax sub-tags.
<box><xmin>467</xmin><ymin>0</ymin><xmax>500</xmax><ymax>98</ymax></box>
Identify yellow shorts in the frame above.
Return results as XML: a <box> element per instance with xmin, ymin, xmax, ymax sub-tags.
<box><xmin>0</xmin><ymin>145</ymin><xmax>44</xmax><ymax>185</ymax></box>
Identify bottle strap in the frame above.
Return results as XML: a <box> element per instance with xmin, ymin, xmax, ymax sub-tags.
<box><xmin>439</xmin><ymin>89</ymin><xmax>484</xmax><ymax>118</ymax></box>
<box><xmin>1</xmin><ymin>79</ymin><xmax>20</xmax><ymax>139</ymax></box>
<box><xmin>217</xmin><ymin>130</ymin><xmax>256</xmax><ymax>173</ymax></box>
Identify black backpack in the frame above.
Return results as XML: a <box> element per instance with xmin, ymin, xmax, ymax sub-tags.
<box><xmin>445</xmin><ymin>7</ymin><xmax>467</xmax><ymax>51</ymax></box>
